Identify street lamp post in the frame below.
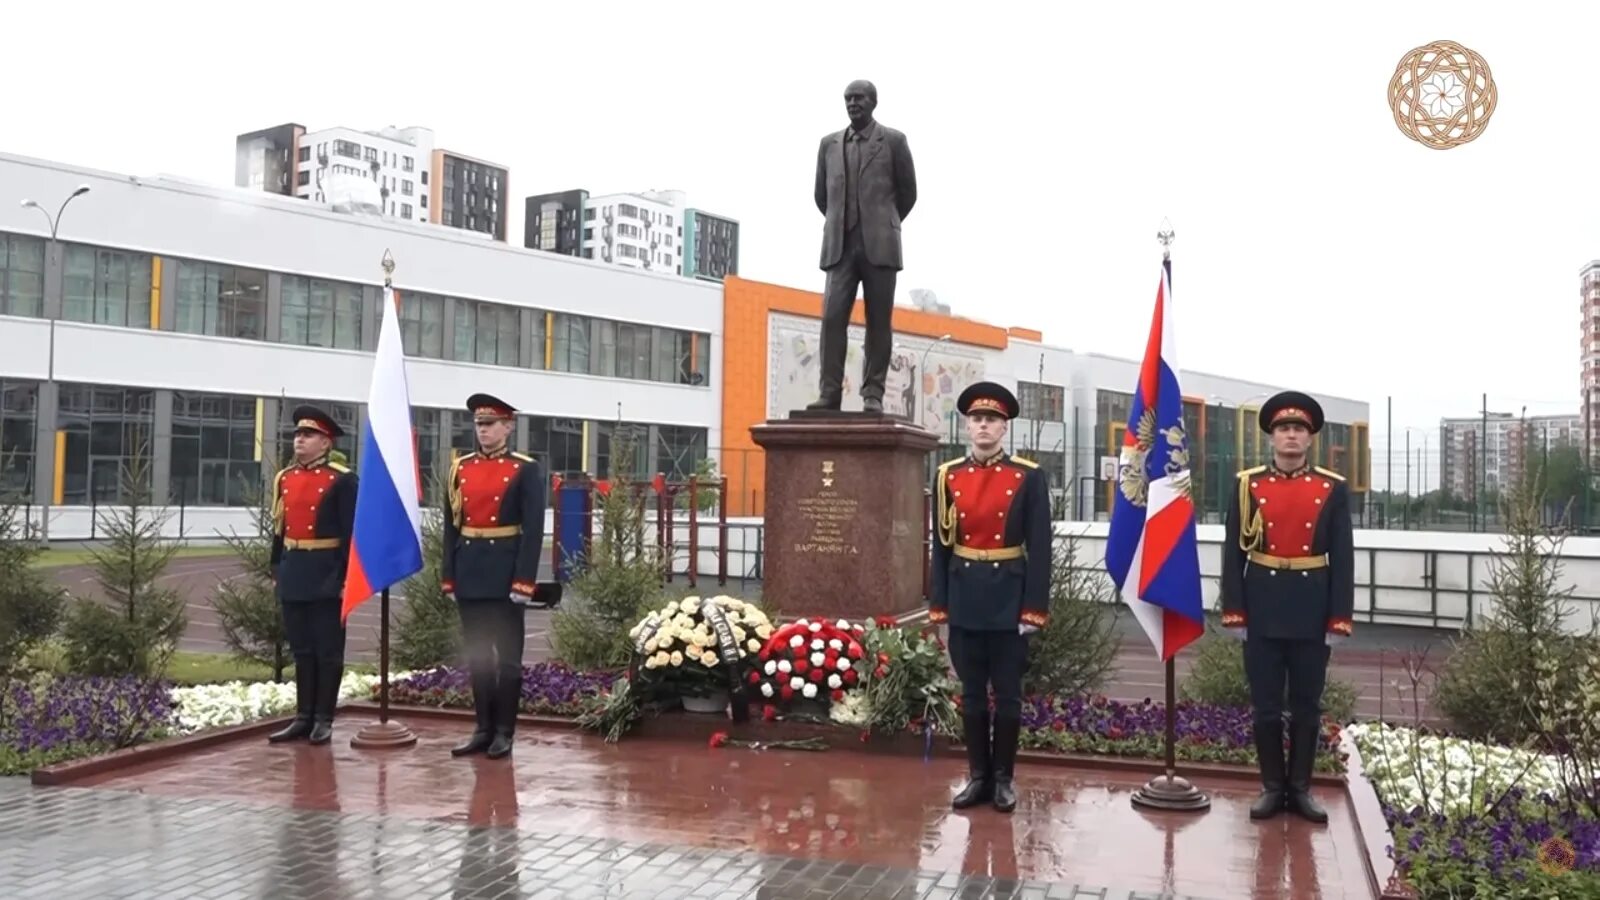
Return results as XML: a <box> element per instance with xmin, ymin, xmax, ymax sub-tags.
<box><xmin>18</xmin><ymin>184</ymin><xmax>92</xmax><ymax>542</ymax></box>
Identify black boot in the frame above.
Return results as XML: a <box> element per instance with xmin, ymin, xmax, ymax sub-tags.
<box><xmin>308</xmin><ymin>655</ymin><xmax>343</xmax><ymax>745</ymax></box>
<box><xmin>951</xmin><ymin>711</ymin><xmax>993</xmax><ymax>809</ymax></box>
<box><xmin>1285</xmin><ymin>717</ymin><xmax>1329</xmax><ymax>823</ymax></box>
<box><xmin>485</xmin><ymin>666</ymin><xmax>520</xmax><ymax>760</ymax></box>
<box><xmin>1250</xmin><ymin>717</ymin><xmax>1287</xmax><ymax>819</ymax></box>
<box><xmin>990</xmin><ymin>714</ymin><xmax>1021</xmax><ymax>813</ymax></box>
<box><xmin>452</xmin><ymin>665</ymin><xmax>495</xmax><ymax>757</ymax></box>
<box><xmin>268</xmin><ymin>658</ymin><xmax>316</xmax><ymax>743</ymax></box>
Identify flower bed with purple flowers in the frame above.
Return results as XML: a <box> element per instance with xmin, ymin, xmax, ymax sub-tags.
<box><xmin>1</xmin><ymin>676</ymin><xmax>179</xmax><ymax>775</ymax></box>
<box><xmin>1351</xmin><ymin>722</ymin><xmax>1600</xmax><ymax>898</ymax></box>
<box><xmin>1019</xmin><ymin>694</ymin><xmax>1344</xmax><ymax>773</ymax></box>
<box><xmin>383</xmin><ymin>663</ymin><xmax>616</xmax><ymax>717</ymax></box>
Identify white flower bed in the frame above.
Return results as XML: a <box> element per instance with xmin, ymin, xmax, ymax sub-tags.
<box><xmin>1347</xmin><ymin>721</ymin><xmax>1567</xmax><ymax>815</ymax></box>
<box><xmin>170</xmin><ymin>670</ymin><xmax>409</xmax><ymax>735</ymax></box>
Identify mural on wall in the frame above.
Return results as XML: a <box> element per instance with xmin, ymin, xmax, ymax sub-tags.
<box><xmin>767</xmin><ymin>313</ymin><xmax>985</xmax><ymax>435</ymax></box>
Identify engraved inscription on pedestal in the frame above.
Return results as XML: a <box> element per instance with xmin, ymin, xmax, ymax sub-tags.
<box><xmin>794</xmin><ymin>491</ymin><xmax>860</xmax><ymax>556</ymax></box>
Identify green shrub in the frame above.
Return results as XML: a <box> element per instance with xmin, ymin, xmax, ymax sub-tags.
<box><xmin>1179</xmin><ymin>626</ymin><xmax>1360</xmax><ymax>724</ymax></box>
<box><xmin>0</xmin><ymin>493</ymin><xmax>66</xmax><ymax>678</ymax></box>
<box><xmin>1023</xmin><ymin>530</ymin><xmax>1121</xmax><ymax>697</ymax></box>
<box><xmin>1433</xmin><ymin>476</ymin><xmax>1592</xmax><ymax>743</ymax></box>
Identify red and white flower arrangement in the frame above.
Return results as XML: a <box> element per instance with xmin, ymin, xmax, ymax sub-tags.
<box><xmin>749</xmin><ymin>617</ymin><xmax>867</xmax><ymax>705</ymax></box>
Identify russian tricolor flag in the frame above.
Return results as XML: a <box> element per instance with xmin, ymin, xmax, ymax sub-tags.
<box><xmin>340</xmin><ymin>285</ymin><xmax>424</xmax><ymax>623</ymax></box>
<box><xmin>1104</xmin><ymin>256</ymin><xmax>1205</xmax><ymax>661</ymax></box>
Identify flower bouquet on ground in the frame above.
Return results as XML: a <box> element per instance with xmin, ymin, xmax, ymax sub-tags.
<box><xmin>830</xmin><ymin>617</ymin><xmax>959</xmax><ymax>741</ymax></box>
<box><xmin>752</xmin><ymin>617</ymin><xmax>866</xmax><ymax>719</ymax></box>
<box><xmin>629</xmin><ymin>595</ymin><xmax>772</xmax><ymax>702</ymax></box>
<box><xmin>579</xmin><ymin>594</ymin><xmax>772</xmax><ymax>741</ymax></box>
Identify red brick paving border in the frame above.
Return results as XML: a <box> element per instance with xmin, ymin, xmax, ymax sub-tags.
<box><xmin>33</xmin><ymin>699</ymin><xmax>1343</xmax><ymax>790</ymax></box>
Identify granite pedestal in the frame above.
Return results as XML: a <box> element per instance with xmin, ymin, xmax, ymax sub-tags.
<box><xmin>750</xmin><ymin>411</ymin><xmax>940</xmax><ymax>621</ymax></box>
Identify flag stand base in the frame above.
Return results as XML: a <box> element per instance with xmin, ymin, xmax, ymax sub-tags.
<box><xmin>1130</xmin><ymin>772</ymin><xmax>1211</xmax><ymax>812</ymax></box>
<box><xmin>350</xmin><ymin>720</ymin><xmax>418</xmax><ymax>750</ymax></box>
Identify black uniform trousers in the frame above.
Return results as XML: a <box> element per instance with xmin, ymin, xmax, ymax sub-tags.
<box><xmin>819</xmin><ymin>226</ymin><xmax>896</xmax><ymax>403</ymax></box>
<box><xmin>1243</xmin><ymin>635</ymin><xmax>1330</xmax><ymax>790</ymax></box>
<box><xmin>949</xmin><ymin>627</ymin><xmax>1030</xmax><ymax>780</ymax></box>
<box><xmin>280</xmin><ymin>600</ymin><xmax>346</xmax><ymax>723</ymax></box>
<box><xmin>457</xmin><ymin>597</ymin><xmax>526</xmax><ymax>738</ymax></box>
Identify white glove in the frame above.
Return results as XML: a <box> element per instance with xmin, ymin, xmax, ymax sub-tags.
<box><xmin>446</xmin><ymin>591</ymin><xmax>457</xmax><ymax>602</ymax></box>
<box><xmin>1325</xmin><ymin>632</ymin><xmax>1347</xmax><ymax>647</ymax></box>
<box><xmin>510</xmin><ymin>591</ymin><xmax>532</xmax><ymax>606</ymax></box>
<box><xmin>1225</xmin><ymin>626</ymin><xmax>1247</xmax><ymax>641</ymax></box>
<box><xmin>1019</xmin><ymin>623</ymin><xmax>1040</xmax><ymax>635</ymax></box>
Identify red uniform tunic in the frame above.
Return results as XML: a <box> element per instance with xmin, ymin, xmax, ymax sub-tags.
<box><xmin>927</xmin><ymin>452</ymin><xmax>1053</xmax><ymax>631</ymax></box>
<box><xmin>441</xmin><ymin>447</ymin><xmax>546</xmax><ymax>600</ymax></box>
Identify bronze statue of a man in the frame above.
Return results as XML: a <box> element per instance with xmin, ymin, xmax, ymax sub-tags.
<box><xmin>808</xmin><ymin>79</ymin><xmax>918</xmax><ymax>413</ymax></box>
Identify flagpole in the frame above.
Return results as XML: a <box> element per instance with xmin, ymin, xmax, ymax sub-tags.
<box><xmin>351</xmin><ymin>249</ymin><xmax>418</xmax><ymax>750</ymax></box>
<box><xmin>1130</xmin><ymin>221</ymin><xmax>1210</xmax><ymax>813</ymax></box>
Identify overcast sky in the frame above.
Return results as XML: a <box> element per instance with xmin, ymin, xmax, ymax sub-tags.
<box><xmin>2</xmin><ymin>2</ymin><xmax>1591</xmax><ymax>490</ymax></box>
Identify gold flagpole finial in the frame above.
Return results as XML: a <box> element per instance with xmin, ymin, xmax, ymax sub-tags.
<box><xmin>381</xmin><ymin>249</ymin><xmax>395</xmax><ymax>287</ymax></box>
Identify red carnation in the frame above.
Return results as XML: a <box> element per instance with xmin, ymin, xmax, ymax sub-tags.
<box><xmin>793</xmin><ymin>659</ymin><xmax>809</xmax><ymax>675</ymax></box>
<box><xmin>831</xmin><ymin>689</ymin><xmax>845</xmax><ymax>702</ymax></box>
<box><xmin>763</xmin><ymin>705</ymin><xmax>777</xmax><ymax>722</ymax></box>
<box><xmin>809</xmin><ymin>668</ymin><xmax>826</xmax><ymax>683</ymax></box>
<box><xmin>709</xmin><ymin>732</ymin><xmax>729</xmax><ymax>748</ymax></box>
<box><xmin>747</xmin><ymin>671</ymin><xmax>761</xmax><ymax>684</ymax></box>
<box><xmin>877</xmin><ymin>652</ymin><xmax>890</xmax><ymax>664</ymax></box>
<box><xmin>824</xmin><ymin>651</ymin><xmax>839</xmax><ymax>667</ymax></box>
<box><xmin>843</xmin><ymin>670</ymin><xmax>858</xmax><ymax>686</ymax></box>
<box><xmin>873</xmin><ymin>666</ymin><xmax>887</xmax><ymax>678</ymax></box>
<box><xmin>846</xmin><ymin>645</ymin><xmax>863</xmax><ymax>661</ymax></box>
<box><xmin>874</xmin><ymin>616</ymin><xmax>896</xmax><ymax>628</ymax></box>
<box><xmin>780</xmin><ymin>685</ymin><xmax>794</xmax><ymax>701</ymax></box>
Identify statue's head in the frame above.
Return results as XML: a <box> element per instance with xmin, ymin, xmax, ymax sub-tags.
<box><xmin>844</xmin><ymin>80</ymin><xmax>877</xmax><ymax>127</ymax></box>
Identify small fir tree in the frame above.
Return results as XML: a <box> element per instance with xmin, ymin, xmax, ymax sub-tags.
<box><xmin>59</xmin><ymin>448</ymin><xmax>188</xmax><ymax>679</ymax></box>
<box><xmin>551</xmin><ymin>429</ymin><xmax>666</xmax><ymax>670</ymax></box>
<box><xmin>393</xmin><ymin>482</ymin><xmax>462</xmax><ymax>669</ymax></box>
<box><xmin>212</xmin><ymin>462</ymin><xmax>289</xmax><ymax>681</ymax></box>
<box><xmin>1022</xmin><ymin>531</ymin><xmax>1122</xmax><ymax>697</ymax></box>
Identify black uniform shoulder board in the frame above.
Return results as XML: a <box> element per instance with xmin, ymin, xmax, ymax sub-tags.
<box><xmin>1313</xmin><ymin>466</ymin><xmax>1345</xmax><ymax>482</ymax></box>
<box><xmin>1009</xmin><ymin>455</ymin><xmax>1039</xmax><ymax>469</ymax></box>
<box><xmin>326</xmin><ymin>460</ymin><xmax>351</xmax><ymax>474</ymax></box>
<box><xmin>1237</xmin><ymin>465</ymin><xmax>1267</xmax><ymax>478</ymax></box>
<box><xmin>510</xmin><ymin>451</ymin><xmax>535</xmax><ymax>464</ymax></box>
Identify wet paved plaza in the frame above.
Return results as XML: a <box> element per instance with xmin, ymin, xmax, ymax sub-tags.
<box><xmin>0</xmin><ymin>717</ymin><xmax>1370</xmax><ymax>899</ymax></box>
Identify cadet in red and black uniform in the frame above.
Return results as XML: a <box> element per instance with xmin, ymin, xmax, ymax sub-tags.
<box><xmin>928</xmin><ymin>382</ymin><xmax>1053</xmax><ymax>814</ymax></box>
<box><xmin>442</xmin><ymin>393</ymin><xmax>546</xmax><ymax>760</ymax></box>
<box><xmin>1221</xmin><ymin>391</ymin><xmax>1354</xmax><ymax>824</ymax></box>
<box><xmin>267</xmin><ymin>406</ymin><xmax>358</xmax><ymax>746</ymax></box>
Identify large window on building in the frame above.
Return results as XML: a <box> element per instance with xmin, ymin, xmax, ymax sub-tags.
<box><xmin>551</xmin><ymin>314</ymin><xmax>590</xmax><ymax>373</ymax></box>
<box><xmin>453</xmin><ymin>300</ymin><xmax>520</xmax><ymax>366</ymax></box>
<box><xmin>57</xmin><ymin>384</ymin><xmax>156</xmax><ymax>504</ymax></box>
<box><xmin>0</xmin><ymin>380</ymin><xmax>38</xmax><ymax>499</ymax></box>
<box><xmin>596</xmin><ymin>421</ymin><xmax>649</xmax><ymax>479</ymax></box>
<box><xmin>398</xmin><ymin>291</ymin><xmax>445</xmax><ymax>359</ymax></box>
<box><xmin>1018</xmin><ymin>381</ymin><xmax>1065</xmax><ymax>422</ymax></box>
<box><xmin>281</xmin><ymin>276</ymin><xmax>362</xmax><ymax>349</ymax></box>
<box><xmin>171</xmin><ymin>392</ymin><xmax>260</xmax><ymax>506</ymax></box>
<box><xmin>0</xmin><ymin>234</ymin><xmax>45</xmax><ymax>318</ymax></box>
<box><xmin>62</xmin><ymin>245</ymin><xmax>154</xmax><ymax>327</ymax></box>
<box><xmin>414</xmin><ymin>408</ymin><xmax>443</xmax><ymax>506</ymax></box>
<box><xmin>277</xmin><ymin>399</ymin><xmax>359</xmax><ymax>467</ymax></box>
<box><xmin>173</xmin><ymin>261</ymin><xmax>267</xmax><ymax>340</ymax></box>
<box><xmin>655</xmin><ymin>425</ymin><xmax>709</xmax><ymax>482</ymax></box>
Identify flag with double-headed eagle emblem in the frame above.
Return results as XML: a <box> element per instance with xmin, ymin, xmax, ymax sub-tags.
<box><xmin>1104</xmin><ymin>255</ymin><xmax>1205</xmax><ymax>661</ymax></box>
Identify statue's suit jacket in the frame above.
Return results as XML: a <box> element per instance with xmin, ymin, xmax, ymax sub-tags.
<box><xmin>814</xmin><ymin>122</ymin><xmax>917</xmax><ymax>272</ymax></box>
